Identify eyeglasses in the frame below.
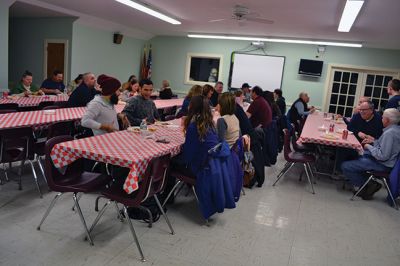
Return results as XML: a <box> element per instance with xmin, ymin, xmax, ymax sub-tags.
<box><xmin>359</xmin><ymin>108</ymin><xmax>372</xmax><ymax>112</ymax></box>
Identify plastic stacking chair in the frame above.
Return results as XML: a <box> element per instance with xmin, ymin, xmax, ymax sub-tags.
<box><xmin>351</xmin><ymin>157</ymin><xmax>399</xmax><ymax>210</ymax></box>
<box><xmin>290</xmin><ymin>123</ymin><xmax>315</xmax><ymax>154</ymax></box>
<box><xmin>37</xmin><ymin>136</ymin><xmax>112</xmax><ymax>245</ymax></box>
<box><xmin>0</xmin><ymin>127</ymin><xmax>44</xmax><ymax>196</ymax></box>
<box><xmin>87</xmin><ymin>154</ymin><xmax>173</xmax><ymax>262</ymax></box>
<box><xmin>34</xmin><ymin>121</ymin><xmax>75</xmax><ymax>180</ymax></box>
<box><xmin>273</xmin><ymin>129</ymin><xmax>316</xmax><ymax>194</ymax></box>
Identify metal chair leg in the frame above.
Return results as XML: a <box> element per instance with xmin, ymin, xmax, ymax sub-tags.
<box><xmin>307</xmin><ymin>163</ymin><xmax>316</xmax><ymax>184</ymax></box>
<box><xmin>154</xmin><ymin>194</ymin><xmax>175</xmax><ymax>235</ymax></box>
<box><xmin>276</xmin><ymin>162</ymin><xmax>291</xmax><ymax>180</ymax></box>
<box><xmin>36</xmin><ymin>157</ymin><xmax>47</xmax><ymax>185</ymax></box>
<box><xmin>28</xmin><ymin>160</ymin><xmax>42</xmax><ymax>198</ymax></box>
<box><xmin>18</xmin><ymin>160</ymin><xmax>25</xmax><ymax>190</ymax></box>
<box><xmin>351</xmin><ymin>175</ymin><xmax>373</xmax><ymax>200</ymax></box>
<box><xmin>192</xmin><ymin>186</ymin><xmax>200</xmax><ymax>204</ymax></box>
<box><xmin>162</xmin><ymin>180</ymin><xmax>182</xmax><ymax>207</ymax></box>
<box><xmin>273</xmin><ymin>162</ymin><xmax>295</xmax><ymax>186</ymax></box>
<box><xmin>123</xmin><ymin>206</ymin><xmax>146</xmax><ymax>262</ymax></box>
<box><xmin>382</xmin><ymin>178</ymin><xmax>399</xmax><ymax>210</ymax></box>
<box><xmin>37</xmin><ymin>192</ymin><xmax>63</xmax><ymax>230</ymax></box>
<box><xmin>87</xmin><ymin>200</ymin><xmax>111</xmax><ymax>238</ymax></box>
<box><xmin>72</xmin><ymin>193</ymin><xmax>83</xmax><ymax>211</ymax></box>
<box><xmin>113</xmin><ymin>202</ymin><xmax>124</xmax><ymax>222</ymax></box>
<box><xmin>72</xmin><ymin>193</ymin><xmax>94</xmax><ymax>246</ymax></box>
<box><xmin>303</xmin><ymin>163</ymin><xmax>315</xmax><ymax>194</ymax></box>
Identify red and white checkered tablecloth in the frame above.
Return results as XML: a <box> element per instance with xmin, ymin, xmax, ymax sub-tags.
<box><xmin>0</xmin><ymin>94</ymin><xmax>69</xmax><ymax>107</ymax></box>
<box><xmin>0</xmin><ymin>107</ymin><xmax>86</xmax><ymax>130</ymax></box>
<box><xmin>50</xmin><ymin>121</ymin><xmax>184</xmax><ymax>193</ymax></box>
<box><xmin>153</xmin><ymin>98</ymin><xmax>183</xmax><ymax>109</ymax></box>
<box><xmin>297</xmin><ymin>112</ymin><xmax>363</xmax><ymax>153</ymax></box>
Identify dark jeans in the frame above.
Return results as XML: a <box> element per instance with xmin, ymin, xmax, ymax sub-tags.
<box><xmin>341</xmin><ymin>154</ymin><xmax>391</xmax><ymax>187</ymax></box>
<box><xmin>335</xmin><ymin>147</ymin><xmax>359</xmax><ymax>170</ymax></box>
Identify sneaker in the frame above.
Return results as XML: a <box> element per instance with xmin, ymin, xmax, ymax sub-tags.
<box><xmin>361</xmin><ymin>181</ymin><xmax>382</xmax><ymax>200</ymax></box>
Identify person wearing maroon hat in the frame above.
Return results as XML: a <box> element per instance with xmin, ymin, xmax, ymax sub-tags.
<box><xmin>82</xmin><ymin>74</ymin><xmax>130</xmax><ymax>135</ymax></box>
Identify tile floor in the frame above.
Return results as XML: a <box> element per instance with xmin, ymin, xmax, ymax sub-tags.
<box><xmin>1</xmin><ymin>155</ymin><xmax>400</xmax><ymax>266</ymax></box>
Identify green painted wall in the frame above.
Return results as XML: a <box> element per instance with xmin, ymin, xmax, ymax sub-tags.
<box><xmin>8</xmin><ymin>17</ymin><xmax>75</xmax><ymax>87</ymax></box>
<box><xmin>0</xmin><ymin>0</ymin><xmax>14</xmax><ymax>91</ymax></box>
<box><xmin>71</xmin><ymin>23</ymin><xmax>145</xmax><ymax>83</ymax></box>
<box><xmin>149</xmin><ymin>36</ymin><xmax>400</xmax><ymax>107</ymax></box>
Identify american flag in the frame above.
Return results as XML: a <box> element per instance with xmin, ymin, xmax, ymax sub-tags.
<box><xmin>146</xmin><ymin>46</ymin><xmax>152</xmax><ymax>79</ymax></box>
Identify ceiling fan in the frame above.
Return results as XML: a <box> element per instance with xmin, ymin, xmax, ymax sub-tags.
<box><xmin>209</xmin><ymin>5</ymin><xmax>274</xmax><ymax>26</ymax></box>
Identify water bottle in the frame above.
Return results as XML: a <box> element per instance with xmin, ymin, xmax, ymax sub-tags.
<box><xmin>140</xmin><ymin>119</ymin><xmax>147</xmax><ymax>130</ymax></box>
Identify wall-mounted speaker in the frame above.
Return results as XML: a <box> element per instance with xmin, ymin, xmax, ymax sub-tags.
<box><xmin>113</xmin><ymin>33</ymin><xmax>123</xmax><ymax>44</ymax></box>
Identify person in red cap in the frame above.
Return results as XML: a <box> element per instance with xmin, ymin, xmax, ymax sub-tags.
<box><xmin>82</xmin><ymin>74</ymin><xmax>130</xmax><ymax>135</ymax></box>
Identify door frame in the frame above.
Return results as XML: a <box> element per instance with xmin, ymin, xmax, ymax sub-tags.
<box><xmin>322</xmin><ymin>64</ymin><xmax>400</xmax><ymax>111</ymax></box>
<box><xmin>43</xmin><ymin>39</ymin><xmax>69</xmax><ymax>84</ymax></box>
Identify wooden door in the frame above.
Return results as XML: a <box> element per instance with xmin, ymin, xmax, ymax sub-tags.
<box><xmin>46</xmin><ymin>43</ymin><xmax>65</xmax><ymax>78</ymax></box>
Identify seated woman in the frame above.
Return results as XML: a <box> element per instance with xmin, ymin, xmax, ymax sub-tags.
<box><xmin>216</xmin><ymin>92</ymin><xmax>241</xmax><ymax>148</ymax></box>
<box><xmin>119</xmin><ymin>78</ymin><xmax>139</xmax><ymax>102</ymax></box>
<box><xmin>176</xmin><ymin>84</ymin><xmax>202</xmax><ymax>118</ymax></box>
<box><xmin>202</xmin><ymin>84</ymin><xmax>215</xmax><ymax>106</ymax></box>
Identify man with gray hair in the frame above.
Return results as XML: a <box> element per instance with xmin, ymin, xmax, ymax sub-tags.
<box><xmin>346</xmin><ymin>100</ymin><xmax>383</xmax><ymax>142</ymax></box>
<box><xmin>341</xmin><ymin>108</ymin><xmax>400</xmax><ymax>200</ymax></box>
<box><xmin>67</xmin><ymin>72</ymin><xmax>101</xmax><ymax>108</ymax></box>
<box><xmin>288</xmin><ymin>92</ymin><xmax>315</xmax><ymax>125</ymax></box>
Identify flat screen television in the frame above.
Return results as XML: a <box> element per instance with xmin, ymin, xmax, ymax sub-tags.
<box><xmin>298</xmin><ymin>59</ymin><xmax>323</xmax><ymax>77</ymax></box>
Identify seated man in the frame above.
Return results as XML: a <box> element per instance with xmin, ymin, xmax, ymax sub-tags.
<box><xmin>347</xmin><ymin>101</ymin><xmax>383</xmax><ymax>142</ymax></box>
<box><xmin>81</xmin><ymin>75</ymin><xmax>129</xmax><ymax>136</ymax></box>
<box><xmin>241</xmin><ymin>83</ymin><xmax>251</xmax><ymax>103</ymax></box>
<box><xmin>10</xmin><ymin>71</ymin><xmax>43</xmax><ymax>96</ymax></box>
<box><xmin>159</xmin><ymin>80</ymin><xmax>173</xmax><ymax>99</ymax></box>
<box><xmin>341</xmin><ymin>108</ymin><xmax>400</xmax><ymax>200</ymax></box>
<box><xmin>288</xmin><ymin>92</ymin><xmax>315</xmax><ymax>124</ymax></box>
<box><xmin>40</xmin><ymin>70</ymin><xmax>66</xmax><ymax>94</ymax></box>
<box><xmin>385</xmin><ymin>79</ymin><xmax>400</xmax><ymax>111</ymax></box>
<box><xmin>67</xmin><ymin>72</ymin><xmax>101</xmax><ymax>107</ymax></box>
<box><xmin>210</xmin><ymin>81</ymin><xmax>223</xmax><ymax>107</ymax></box>
<box><xmin>122</xmin><ymin>79</ymin><xmax>160</xmax><ymax>126</ymax></box>
<box><xmin>246</xmin><ymin>86</ymin><xmax>272</xmax><ymax>128</ymax></box>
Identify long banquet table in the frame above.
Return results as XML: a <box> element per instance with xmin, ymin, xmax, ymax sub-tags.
<box><xmin>297</xmin><ymin>111</ymin><xmax>363</xmax><ymax>154</ymax></box>
<box><xmin>0</xmin><ymin>98</ymin><xmax>184</xmax><ymax>130</ymax></box>
<box><xmin>50</xmin><ymin>119</ymin><xmax>184</xmax><ymax>193</ymax></box>
<box><xmin>0</xmin><ymin>94</ymin><xmax>69</xmax><ymax>107</ymax></box>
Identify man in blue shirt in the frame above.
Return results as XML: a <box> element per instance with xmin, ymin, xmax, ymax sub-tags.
<box><xmin>40</xmin><ymin>70</ymin><xmax>66</xmax><ymax>94</ymax></box>
<box><xmin>67</xmin><ymin>72</ymin><xmax>101</xmax><ymax>107</ymax></box>
<box><xmin>341</xmin><ymin>108</ymin><xmax>400</xmax><ymax>200</ymax></box>
<box><xmin>385</xmin><ymin>79</ymin><xmax>400</xmax><ymax>111</ymax></box>
<box><xmin>346</xmin><ymin>101</ymin><xmax>383</xmax><ymax>142</ymax></box>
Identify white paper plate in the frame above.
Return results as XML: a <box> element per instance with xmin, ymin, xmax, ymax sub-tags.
<box><xmin>42</xmin><ymin>110</ymin><xmax>56</xmax><ymax>115</ymax></box>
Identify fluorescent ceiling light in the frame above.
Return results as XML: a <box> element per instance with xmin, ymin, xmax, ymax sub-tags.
<box><xmin>115</xmin><ymin>0</ymin><xmax>181</xmax><ymax>25</ymax></box>
<box><xmin>188</xmin><ymin>34</ymin><xmax>362</xmax><ymax>48</ymax></box>
<box><xmin>338</xmin><ymin>0</ymin><xmax>364</xmax><ymax>32</ymax></box>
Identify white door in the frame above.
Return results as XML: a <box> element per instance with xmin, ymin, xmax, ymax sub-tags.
<box><xmin>325</xmin><ymin>67</ymin><xmax>399</xmax><ymax>115</ymax></box>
